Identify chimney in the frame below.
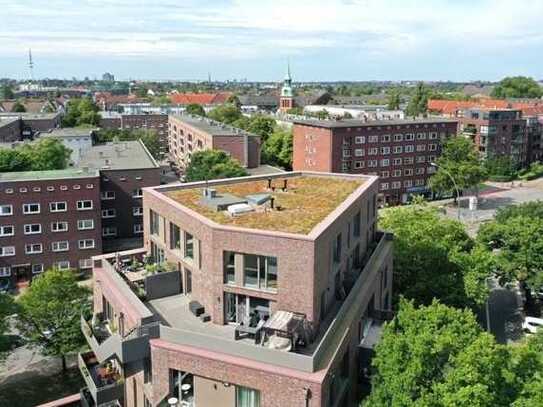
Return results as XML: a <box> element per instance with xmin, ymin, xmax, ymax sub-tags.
<box><xmin>282</xmin><ymin>179</ymin><xmax>288</xmax><ymax>191</ymax></box>
<box><xmin>267</xmin><ymin>178</ymin><xmax>272</xmax><ymax>189</ymax></box>
<box><xmin>270</xmin><ymin>197</ymin><xmax>275</xmax><ymax>209</ymax></box>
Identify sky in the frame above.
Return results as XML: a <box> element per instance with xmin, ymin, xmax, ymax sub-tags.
<box><xmin>1</xmin><ymin>0</ymin><xmax>542</xmax><ymax>82</ymax></box>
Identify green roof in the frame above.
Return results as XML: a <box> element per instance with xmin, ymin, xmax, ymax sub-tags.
<box><xmin>0</xmin><ymin>168</ymin><xmax>99</xmax><ymax>182</ymax></box>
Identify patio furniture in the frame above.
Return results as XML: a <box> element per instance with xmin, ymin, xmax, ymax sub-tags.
<box><xmin>235</xmin><ymin>318</ymin><xmax>266</xmax><ymax>343</ymax></box>
<box><xmin>189</xmin><ymin>301</ymin><xmax>205</xmax><ymax>317</ymax></box>
<box><xmin>261</xmin><ymin>310</ymin><xmax>310</xmax><ymax>351</ymax></box>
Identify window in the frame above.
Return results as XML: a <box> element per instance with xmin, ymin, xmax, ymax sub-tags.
<box><xmin>367</xmin><ymin>160</ymin><xmax>378</xmax><ymax>168</ymax></box>
<box><xmin>0</xmin><ymin>225</ymin><xmax>14</xmax><ymax>237</ymax></box>
<box><xmin>224</xmin><ymin>251</ymin><xmax>236</xmax><ymax>284</ymax></box>
<box><xmin>353</xmin><ymin>211</ymin><xmax>361</xmax><ymax>237</ymax></box>
<box><xmin>79</xmin><ymin>259</ymin><xmax>93</xmax><ymax>269</ymax></box>
<box><xmin>416</xmin><ymin>156</ymin><xmax>426</xmax><ymax>163</ymax></box>
<box><xmin>429</xmin><ymin>132</ymin><xmax>438</xmax><ymax>139</ymax></box>
<box><xmin>333</xmin><ymin>233</ymin><xmax>342</xmax><ymax>263</ymax></box>
<box><xmin>380</xmin><ymin>159</ymin><xmax>390</xmax><ymax>167</ymax></box>
<box><xmin>405</xmin><ymin>145</ymin><xmax>414</xmax><ymax>153</ymax></box>
<box><xmin>170</xmin><ymin>224</ymin><xmax>181</xmax><ymax>250</ymax></box>
<box><xmin>134</xmin><ymin>224</ymin><xmax>144</xmax><ymax>234</ymax></box>
<box><xmin>32</xmin><ymin>264</ymin><xmax>44</xmax><ymax>274</ymax></box>
<box><xmin>416</xmin><ymin>167</ymin><xmax>425</xmax><ymax>175</ymax></box>
<box><xmin>101</xmin><ymin>209</ymin><xmax>116</xmax><ymax>218</ymax></box>
<box><xmin>404</xmin><ymin>168</ymin><xmax>414</xmax><ymax>176</ymax></box>
<box><xmin>428</xmin><ymin>143</ymin><xmax>437</xmax><ymax>151</ymax></box>
<box><xmin>102</xmin><ymin>227</ymin><xmax>117</xmax><ymax>237</ymax></box>
<box><xmin>100</xmin><ymin>191</ymin><xmax>115</xmax><ymax>200</ymax></box>
<box><xmin>381</xmin><ymin>171</ymin><xmax>390</xmax><ymax>178</ymax></box>
<box><xmin>78</xmin><ymin>219</ymin><xmax>94</xmax><ymax>230</ymax></box>
<box><xmin>56</xmin><ymin>261</ymin><xmax>70</xmax><ymax>270</ymax></box>
<box><xmin>355</xmin><ymin>136</ymin><xmax>365</xmax><ymax>144</ymax></box>
<box><xmin>416</xmin><ymin>144</ymin><xmax>426</xmax><ymax>152</ymax></box>
<box><xmin>78</xmin><ymin>239</ymin><xmax>95</xmax><ymax>249</ymax></box>
<box><xmin>133</xmin><ymin>188</ymin><xmax>143</xmax><ymax>198</ymax></box>
<box><xmin>368</xmin><ymin>135</ymin><xmax>379</xmax><ymax>143</ymax></box>
<box><xmin>52</xmin><ymin>241</ymin><xmax>69</xmax><ymax>252</ymax></box>
<box><xmin>133</xmin><ymin>207</ymin><xmax>143</xmax><ymax>216</ymax></box>
<box><xmin>392</xmin><ymin>181</ymin><xmax>401</xmax><ymax>189</ymax></box>
<box><xmin>354</xmin><ymin>148</ymin><xmax>365</xmax><ymax>157</ymax></box>
<box><xmin>236</xmin><ymin>386</ymin><xmax>261</xmax><ymax>407</ymax></box>
<box><xmin>354</xmin><ymin>161</ymin><xmax>364</xmax><ymax>169</ymax></box>
<box><xmin>415</xmin><ymin>179</ymin><xmax>425</xmax><ymax>186</ymax></box>
<box><xmin>380</xmin><ymin>146</ymin><xmax>390</xmax><ymax>155</ymax></box>
<box><xmin>405</xmin><ymin>133</ymin><xmax>414</xmax><ymax>141</ymax></box>
<box><xmin>25</xmin><ymin>243</ymin><xmax>43</xmax><ymax>254</ymax></box>
<box><xmin>150</xmin><ymin>210</ymin><xmax>160</xmax><ymax>235</ymax></box>
<box><xmin>404</xmin><ymin>180</ymin><xmax>413</xmax><ymax>187</ymax></box>
<box><xmin>243</xmin><ymin>254</ymin><xmax>277</xmax><ymax>291</ymax></box>
<box><xmin>0</xmin><ymin>267</ymin><xmax>11</xmax><ymax>277</ymax></box>
<box><xmin>381</xmin><ymin>134</ymin><xmax>391</xmax><ymax>142</ymax></box>
<box><xmin>392</xmin><ymin>158</ymin><xmax>402</xmax><ymax>166</ymax></box>
<box><xmin>23</xmin><ymin>203</ymin><xmax>40</xmax><ymax>214</ymax></box>
<box><xmin>184</xmin><ymin>232</ymin><xmax>194</xmax><ymax>259</ymax></box>
<box><xmin>51</xmin><ymin>222</ymin><xmax>68</xmax><ymax>232</ymax></box>
<box><xmin>393</xmin><ymin>146</ymin><xmax>403</xmax><ymax>154</ymax></box>
<box><xmin>368</xmin><ymin>147</ymin><xmax>378</xmax><ymax>155</ymax></box>
<box><xmin>380</xmin><ymin>182</ymin><xmax>389</xmax><ymax>191</ymax></box>
<box><xmin>0</xmin><ymin>246</ymin><xmax>15</xmax><ymax>257</ymax></box>
<box><xmin>393</xmin><ymin>134</ymin><xmax>403</xmax><ymax>142</ymax></box>
<box><xmin>49</xmin><ymin>201</ymin><xmax>67</xmax><ymax>212</ymax></box>
<box><xmin>393</xmin><ymin>170</ymin><xmax>402</xmax><ymax>177</ymax></box>
<box><xmin>416</xmin><ymin>133</ymin><xmax>427</xmax><ymax>140</ymax></box>
<box><xmin>342</xmin><ymin>149</ymin><xmax>351</xmax><ymax>158</ymax></box>
<box><xmin>404</xmin><ymin>157</ymin><xmax>414</xmax><ymax>165</ymax></box>
<box><xmin>77</xmin><ymin>200</ymin><xmax>93</xmax><ymax>210</ymax></box>
<box><xmin>24</xmin><ymin>224</ymin><xmax>41</xmax><ymax>234</ymax></box>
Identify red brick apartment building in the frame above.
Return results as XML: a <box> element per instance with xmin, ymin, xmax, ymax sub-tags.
<box><xmin>0</xmin><ymin>168</ymin><xmax>102</xmax><ymax>287</ymax></box>
<box><xmin>78</xmin><ymin>140</ymin><xmax>161</xmax><ymax>252</ymax></box>
<box><xmin>99</xmin><ymin>112</ymin><xmax>169</xmax><ymax>155</ymax></box>
<box><xmin>292</xmin><ymin>118</ymin><xmax>458</xmax><ymax>205</ymax></box>
<box><xmin>168</xmin><ymin>114</ymin><xmax>261</xmax><ymax>170</ymax></box>
<box><xmin>78</xmin><ymin>172</ymin><xmax>393</xmax><ymax>407</ymax></box>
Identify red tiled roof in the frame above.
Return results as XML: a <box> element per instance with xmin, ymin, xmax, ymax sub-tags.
<box><xmin>169</xmin><ymin>92</ymin><xmax>233</xmax><ymax>105</ymax></box>
<box><xmin>428</xmin><ymin>98</ymin><xmax>543</xmax><ymax>116</ymax></box>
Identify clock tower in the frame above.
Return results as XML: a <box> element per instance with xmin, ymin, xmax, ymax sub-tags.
<box><xmin>279</xmin><ymin>63</ymin><xmax>294</xmax><ymax>112</ymax></box>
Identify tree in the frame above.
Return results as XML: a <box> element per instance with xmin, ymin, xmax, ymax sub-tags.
<box><xmin>495</xmin><ymin>200</ymin><xmax>543</xmax><ymax>223</ymax></box>
<box><xmin>244</xmin><ymin>116</ymin><xmax>276</xmax><ymax>143</ymax></box>
<box><xmin>17</xmin><ymin>269</ymin><xmax>90</xmax><ymax>370</ymax></box>
<box><xmin>261</xmin><ymin>128</ymin><xmax>293</xmax><ymax>170</ymax></box>
<box><xmin>62</xmin><ymin>97</ymin><xmax>101</xmax><ymax>127</ymax></box>
<box><xmin>485</xmin><ymin>156</ymin><xmax>517</xmax><ymax>179</ymax></box>
<box><xmin>379</xmin><ymin>204</ymin><xmax>492</xmax><ymax>307</ymax></box>
<box><xmin>405</xmin><ymin>82</ymin><xmax>429</xmax><ymax>117</ymax></box>
<box><xmin>286</xmin><ymin>107</ymin><xmax>304</xmax><ymax>115</ymax></box>
<box><xmin>11</xmin><ymin>101</ymin><xmax>26</xmax><ymax>112</ymax></box>
<box><xmin>387</xmin><ymin>92</ymin><xmax>401</xmax><ymax>110</ymax></box>
<box><xmin>491</xmin><ymin>76</ymin><xmax>543</xmax><ymax>99</ymax></box>
<box><xmin>429</xmin><ymin>137</ymin><xmax>486</xmax><ymax>201</ymax></box>
<box><xmin>0</xmin><ymin>294</ymin><xmax>17</xmax><ymax>360</ymax></box>
<box><xmin>0</xmin><ymin>139</ymin><xmax>71</xmax><ymax>173</ymax></box>
<box><xmin>185</xmin><ymin>103</ymin><xmax>206</xmax><ymax>117</ymax></box>
<box><xmin>151</xmin><ymin>95</ymin><xmax>170</xmax><ymax>106</ymax></box>
<box><xmin>477</xmin><ymin>215</ymin><xmax>543</xmax><ymax>291</ymax></box>
<box><xmin>226</xmin><ymin>95</ymin><xmax>242</xmax><ymax>109</ymax></box>
<box><xmin>0</xmin><ymin>84</ymin><xmax>14</xmax><ymax>99</ymax></box>
<box><xmin>207</xmin><ymin>103</ymin><xmax>243</xmax><ymax>124</ymax></box>
<box><xmin>185</xmin><ymin>149</ymin><xmax>247</xmax><ymax>182</ymax></box>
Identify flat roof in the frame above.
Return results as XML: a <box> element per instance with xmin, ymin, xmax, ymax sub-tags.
<box><xmin>0</xmin><ymin>112</ymin><xmax>60</xmax><ymax>120</ymax></box>
<box><xmin>171</xmin><ymin>114</ymin><xmax>259</xmax><ymax>137</ymax></box>
<box><xmin>293</xmin><ymin>117</ymin><xmax>457</xmax><ymax>128</ymax></box>
<box><xmin>42</xmin><ymin>128</ymin><xmax>96</xmax><ymax>138</ymax></box>
<box><xmin>78</xmin><ymin>140</ymin><xmax>159</xmax><ymax>170</ymax></box>
<box><xmin>163</xmin><ymin>174</ymin><xmax>366</xmax><ymax>235</ymax></box>
<box><xmin>0</xmin><ymin>168</ymin><xmax>99</xmax><ymax>182</ymax></box>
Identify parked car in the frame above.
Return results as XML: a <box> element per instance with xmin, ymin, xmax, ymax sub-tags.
<box><xmin>522</xmin><ymin>316</ymin><xmax>543</xmax><ymax>334</ymax></box>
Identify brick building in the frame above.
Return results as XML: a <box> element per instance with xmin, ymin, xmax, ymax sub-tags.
<box><xmin>78</xmin><ymin>172</ymin><xmax>393</xmax><ymax>407</ymax></box>
<box><xmin>459</xmin><ymin>108</ymin><xmax>528</xmax><ymax>167</ymax></box>
<box><xmin>0</xmin><ymin>112</ymin><xmax>62</xmax><ymax>142</ymax></box>
<box><xmin>0</xmin><ymin>168</ymin><xmax>102</xmax><ymax>287</ymax></box>
<box><xmin>292</xmin><ymin>118</ymin><xmax>458</xmax><ymax>205</ymax></box>
<box><xmin>168</xmin><ymin>114</ymin><xmax>261</xmax><ymax>170</ymax></box>
<box><xmin>78</xmin><ymin>140</ymin><xmax>161</xmax><ymax>252</ymax></box>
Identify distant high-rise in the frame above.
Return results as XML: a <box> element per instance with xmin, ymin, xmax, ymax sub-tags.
<box><xmin>102</xmin><ymin>72</ymin><xmax>115</xmax><ymax>82</ymax></box>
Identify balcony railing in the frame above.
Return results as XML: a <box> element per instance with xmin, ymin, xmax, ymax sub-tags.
<box><xmin>78</xmin><ymin>351</ymin><xmax>124</xmax><ymax>406</ymax></box>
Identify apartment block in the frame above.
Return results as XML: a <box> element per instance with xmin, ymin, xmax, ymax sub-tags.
<box><xmin>0</xmin><ymin>169</ymin><xmax>102</xmax><ymax>287</ymax></box>
<box><xmin>80</xmin><ymin>172</ymin><xmax>393</xmax><ymax>407</ymax></box>
<box><xmin>292</xmin><ymin>118</ymin><xmax>458</xmax><ymax>205</ymax></box>
<box><xmin>0</xmin><ymin>112</ymin><xmax>62</xmax><ymax>142</ymax></box>
<box><xmin>78</xmin><ymin>140</ymin><xmax>161</xmax><ymax>252</ymax></box>
<box><xmin>459</xmin><ymin>108</ymin><xmax>528</xmax><ymax>167</ymax></box>
<box><xmin>168</xmin><ymin>114</ymin><xmax>261</xmax><ymax>170</ymax></box>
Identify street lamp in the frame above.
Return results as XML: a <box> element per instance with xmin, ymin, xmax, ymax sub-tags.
<box><xmin>430</xmin><ymin>162</ymin><xmax>461</xmax><ymax>220</ymax></box>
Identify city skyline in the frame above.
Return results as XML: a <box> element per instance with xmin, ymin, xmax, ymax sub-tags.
<box><xmin>1</xmin><ymin>0</ymin><xmax>543</xmax><ymax>82</ymax></box>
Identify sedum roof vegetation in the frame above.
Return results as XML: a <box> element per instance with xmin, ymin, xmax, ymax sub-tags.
<box><xmin>165</xmin><ymin>176</ymin><xmax>363</xmax><ymax>234</ymax></box>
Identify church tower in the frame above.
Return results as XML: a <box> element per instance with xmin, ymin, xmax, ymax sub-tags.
<box><xmin>279</xmin><ymin>62</ymin><xmax>294</xmax><ymax>112</ymax></box>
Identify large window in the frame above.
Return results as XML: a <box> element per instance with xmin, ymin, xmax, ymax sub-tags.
<box><xmin>333</xmin><ymin>233</ymin><xmax>342</xmax><ymax>263</ymax></box>
<box><xmin>236</xmin><ymin>386</ymin><xmax>260</xmax><ymax>407</ymax></box>
<box><xmin>23</xmin><ymin>203</ymin><xmax>40</xmax><ymax>214</ymax></box>
<box><xmin>77</xmin><ymin>200</ymin><xmax>93</xmax><ymax>210</ymax></box>
<box><xmin>78</xmin><ymin>219</ymin><xmax>94</xmax><ymax>230</ymax></box>
<box><xmin>50</xmin><ymin>201</ymin><xmax>67</xmax><ymax>212</ymax></box>
<box><xmin>353</xmin><ymin>211</ymin><xmax>361</xmax><ymax>237</ymax></box>
<box><xmin>184</xmin><ymin>232</ymin><xmax>194</xmax><ymax>259</ymax></box>
<box><xmin>224</xmin><ymin>251</ymin><xmax>235</xmax><ymax>284</ymax></box>
<box><xmin>0</xmin><ymin>205</ymin><xmax>12</xmax><ymax>216</ymax></box>
<box><xmin>170</xmin><ymin>223</ymin><xmax>181</xmax><ymax>250</ymax></box>
<box><xmin>243</xmin><ymin>254</ymin><xmax>277</xmax><ymax>291</ymax></box>
<box><xmin>150</xmin><ymin>210</ymin><xmax>160</xmax><ymax>235</ymax></box>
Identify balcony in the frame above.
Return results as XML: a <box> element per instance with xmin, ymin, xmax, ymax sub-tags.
<box><xmin>81</xmin><ymin>313</ymin><xmax>159</xmax><ymax>364</ymax></box>
<box><xmin>78</xmin><ymin>351</ymin><xmax>124</xmax><ymax>406</ymax></box>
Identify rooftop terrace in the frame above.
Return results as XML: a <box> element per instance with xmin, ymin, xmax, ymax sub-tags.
<box><xmin>164</xmin><ymin>174</ymin><xmax>364</xmax><ymax>235</ymax></box>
